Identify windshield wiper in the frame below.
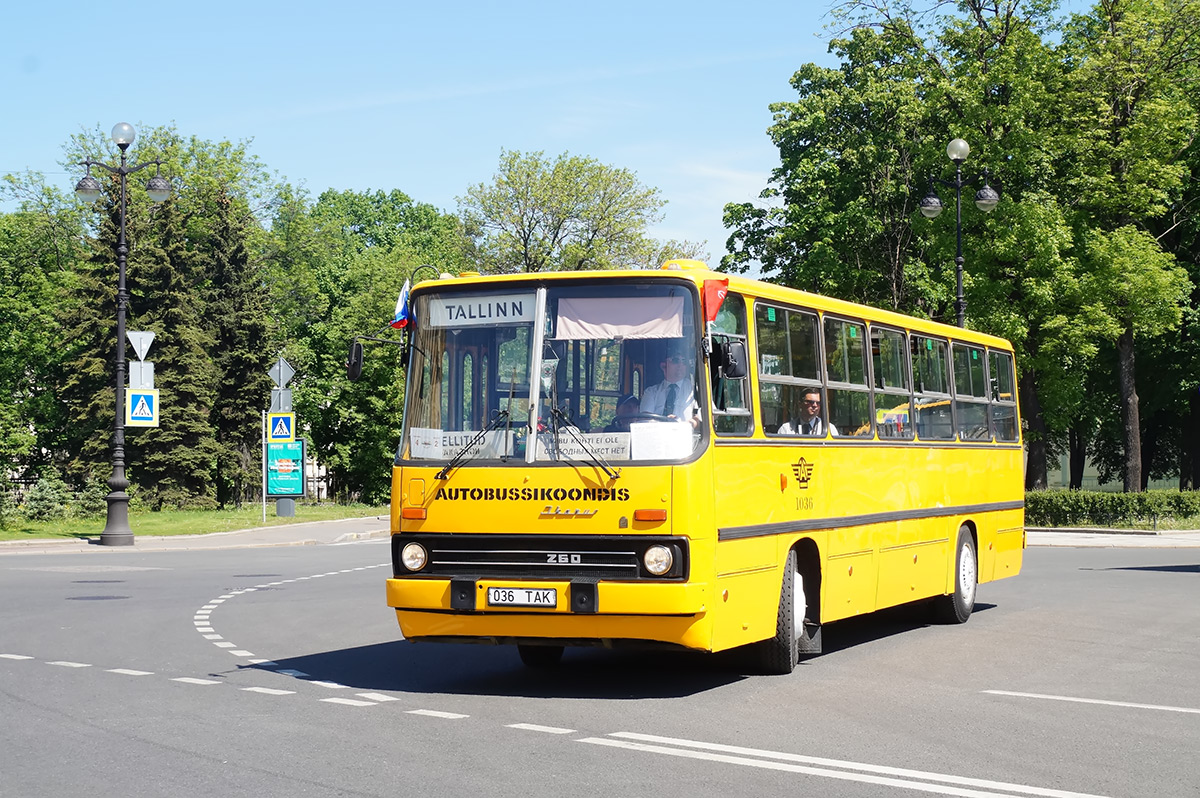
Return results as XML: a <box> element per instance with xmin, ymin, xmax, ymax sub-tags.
<box><xmin>549</xmin><ymin>406</ymin><xmax>621</xmax><ymax>482</ymax></box>
<box><xmin>436</xmin><ymin>410</ymin><xmax>510</xmax><ymax>480</ymax></box>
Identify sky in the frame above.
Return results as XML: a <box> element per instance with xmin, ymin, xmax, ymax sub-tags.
<box><xmin>3</xmin><ymin>0</ymin><xmax>845</xmax><ymax>268</ymax></box>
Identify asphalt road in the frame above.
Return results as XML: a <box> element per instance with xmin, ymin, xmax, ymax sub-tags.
<box><xmin>2</xmin><ymin>539</ymin><xmax>1197</xmax><ymax>797</ymax></box>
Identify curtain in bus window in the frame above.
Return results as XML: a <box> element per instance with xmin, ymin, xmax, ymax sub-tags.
<box><xmin>953</xmin><ymin>343</ymin><xmax>991</xmax><ymax>440</ymax></box>
<box><xmin>553</xmin><ymin>297</ymin><xmax>684</xmax><ymax>340</ymax></box>
<box><xmin>989</xmin><ymin>350</ymin><xmax>1019</xmax><ymax>441</ymax></box>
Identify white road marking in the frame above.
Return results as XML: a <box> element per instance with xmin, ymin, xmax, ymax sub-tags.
<box><xmin>203</xmin><ymin>634</ymin><xmax>223</xmax><ymax>640</ymax></box>
<box><xmin>508</xmin><ymin>723</ymin><xmax>576</xmax><ymax>734</ymax></box>
<box><xmin>984</xmin><ymin>690</ymin><xmax>1200</xmax><ymax>716</ymax></box>
<box><xmin>357</xmin><ymin>692</ymin><xmax>399</xmax><ymax>702</ymax></box>
<box><xmin>1</xmin><ymin>654</ymin><xmax>34</xmax><ymax>660</ymax></box>
<box><xmin>230</xmin><ymin>650</ymin><xmax>255</xmax><ymax>657</ymax></box>
<box><xmin>242</xmin><ymin>687</ymin><xmax>295</xmax><ymax>696</ymax></box>
<box><xmin>407</xmin><ymin>709</ymin><xmax>469</xmax><ymax>719</ymax></box>
<box><xmin>47</xmin><ymin>661</ymin><xmax>91</xmax><ymax>668</ymax></box>
<box><xmin>277</xmin><ymin>669</ymin><xmax>309</xmax><ymax>678</ymax></box>
<box><xmin>107</xmin><ymin>668</ymin><xmax>153</xmax><ymax>676</ymax></box>
<box><xmin>171</xmin><ymin>677</ymin><xmax>221</xmax><ymax>685</ymax></box>
<box><xmin>213</xmin><ymin>642</ymin><xmax>237</xmax><ymax>649</ymax></box>
<box><xmin>322</xmin><ymin>697</ymin><xmax>377</xmax><ymax>707</ymax></box>
<box><xmin>310</xmin><ymin>680</ymin><xmax>349</xmax><ymax>689</ymax></box>
<box><xmin>585</xmin><ymin>733</ymin><xmax>1111</xmax><ymax>798</ymax></box>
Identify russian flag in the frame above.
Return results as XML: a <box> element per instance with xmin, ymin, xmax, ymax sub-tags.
<box><xmin>391</xmin><ymin>279</ymin><xmax>411</xmax><ymax>329</ymax></box>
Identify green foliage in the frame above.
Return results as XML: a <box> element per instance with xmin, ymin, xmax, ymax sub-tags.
<box><xmin>74</xmin><ymin>478</ymin><xmax>108</xmax><ymax>518</ymax></box>
<box><xmin>459</xmin><ymin>149</ymin><xmax>696</xmax><ymax>272</ymax></box>
<box><xmin>24</xmin><ymin>473</ymin><xmax>71</xmax><ymax>521</ymax></box>
<box><xmin>1025</xmin><ymin>489</ymin><xmax>1200</xmax><ymax>527</ymax></box>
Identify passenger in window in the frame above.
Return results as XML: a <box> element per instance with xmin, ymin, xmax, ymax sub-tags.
<box><xmin>641</xmin><ymin>351</ymin><xmax>700</xmax><ymax>428</ymax></box>
<box><xmin>605</xmin><ymin>393</ymin><xmax>640</xmax><ymax>432</ymax></box>
<box><xmin>778</xmin><ymin>388</ymin><xmax>837</xmax><ymax>436</ymax></box>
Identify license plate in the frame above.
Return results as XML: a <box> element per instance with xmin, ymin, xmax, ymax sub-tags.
<box><xmin>486</xmin><ymin>587</ymin><xmax>557</xmax><ymax>608</ymax></box>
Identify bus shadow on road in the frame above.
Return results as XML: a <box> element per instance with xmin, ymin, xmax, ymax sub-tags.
<box><xmin>260</xmin><ymin>642</ymin><xmax>749</xmax><ymax>699</ymax></box>
<box><xmin>820</xmin><ymin>601</ymin><xmax>997</xmax><ymax>655</ymax></box>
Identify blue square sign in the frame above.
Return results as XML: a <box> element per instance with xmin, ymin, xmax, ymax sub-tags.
<box><xmin>268</xmin><ymin>412</ymin><xmax>295</xmax><ymax>442</ymax></box>
<box><xmin>126</xmin><ymin>389</ymin><xmax>160</xmax><ymax>428</ymax></box>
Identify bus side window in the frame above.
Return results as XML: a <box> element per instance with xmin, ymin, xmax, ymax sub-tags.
<box><xmin>989</xmin><ymin>350</ymin><xmax>1019</xmax><ymax>441</ymax></box>
<box><xmin>711</xmin><ymin>293</ymin><xmax>752</xmax><ymax>435</ymax></box>
<box><xmin>911</xmin><ymin>336</ymin><xmax>954</xmax><ymax>440</ymax></box>
<box><xmin>756</xmin><ymin>302</ymin><xmax>821</xmax><ymax>435</ymax></box>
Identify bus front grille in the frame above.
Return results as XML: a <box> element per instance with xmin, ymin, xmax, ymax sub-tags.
<box><xmin>392</xmin><ymin>533</ymin><xmax>688</xmax><ymax>581</ymax></box>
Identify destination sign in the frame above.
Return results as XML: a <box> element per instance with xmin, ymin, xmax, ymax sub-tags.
<box><xmin>426</xmin><ymin>292</ymin><xmax>536</xmax><ymax>328</ymax></box>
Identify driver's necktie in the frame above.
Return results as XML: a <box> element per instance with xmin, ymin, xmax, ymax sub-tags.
<box><xmin>664</xmin><ymin>383</ymin><xmax>677</xmax><ymax>416</ymax></box>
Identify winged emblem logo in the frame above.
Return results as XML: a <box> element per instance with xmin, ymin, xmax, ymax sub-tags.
<box><xmin>791</xmin><ymin>458</ymin><xmax>814</xmax><ymax>489</ymax></box>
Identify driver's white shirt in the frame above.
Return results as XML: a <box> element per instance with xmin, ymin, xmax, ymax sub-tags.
<box><xmin>640</xmin><ymin>378</ymin><xmax>698</xmax><ymax>420</ymax></box>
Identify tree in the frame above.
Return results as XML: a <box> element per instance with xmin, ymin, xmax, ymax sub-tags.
<box><xmin>205</xmin><ymin>190</ymin><xmax>272</xmax><ymax>508</ymax></box>
<box><xmin>126</xmin><ymin>198</ymin><xmax>220</xmax><ymax>509</ymax></box>
<box><xmin>459</xmin><ymin>149</ymin><xmax>691</xmax><ymax>272</ymax></box>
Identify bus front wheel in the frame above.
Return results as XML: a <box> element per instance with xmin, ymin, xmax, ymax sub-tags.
<box><xmin>517</xmin><ymin>644</ymin><xmax>564</xmax><ymax>668</ymax></box>
<box><xmin>933</xmin><ymin>527</ymin><xmax>977</xmax><ymax>624</ymax></box>
<box><xmin>753</xmin><ymin>549</ymin><xmax>815</xmax><ymax>674</ymax></box>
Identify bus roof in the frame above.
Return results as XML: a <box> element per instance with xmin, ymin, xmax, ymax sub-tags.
<box><xmin>413</xmin><ymin>262</ymin><xmax>1014</xmax><ymax>351</ymax></box>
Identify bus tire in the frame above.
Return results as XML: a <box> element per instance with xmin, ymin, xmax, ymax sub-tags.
<box><xmin>753</xmin><ymin>550</ymin><xmax>801</xmax><ymax>674</ymax></box>
<box><xmin>933</xmin><ymin>527</ymin><xmax>977</xmax><ymax>624</ymax></box>
<box><xmin>517</xmin><ymin>644</ymin><xmax>564</xmax><ymax>668</ymax></box>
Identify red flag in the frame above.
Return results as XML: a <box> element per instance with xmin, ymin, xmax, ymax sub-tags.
<box><xmin>390</xmin><ymin>279</ymin><xmax>411</xmax><ymax>329</ymax></box>
<box><xmin>703</xmin><ymin>278</ymin><xmax>729</xmax><ymax>323</ymax></box>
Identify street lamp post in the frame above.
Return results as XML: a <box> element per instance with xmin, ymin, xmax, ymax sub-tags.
<box><xmin>919</xmin><ymin>138</ymin><xmax>1000</xmax><ymax>328</ymax></box>
<box><xmin>75</xmin><ymin>123</ymin><xmax>171</xmax><ymax>547</ymax></box>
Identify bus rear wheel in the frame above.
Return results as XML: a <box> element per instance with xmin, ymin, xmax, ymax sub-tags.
<box><xmin>517</xmin><ymin>644</ymin><xmax>564</xmax><ymax>668</ymax></box>
<box><xmin>933</xmin><ymin>527</ymin><xmax>977</xmax><ymax>624</ymax></box>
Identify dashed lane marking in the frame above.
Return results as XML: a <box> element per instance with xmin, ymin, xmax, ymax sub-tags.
<box><xmin>508</xmin><ymin>723</ymin><xmax>576</xmax><ymax>734</ymax></box>
<box><xmin>984</xmin><ymin>689</ymin><xmax>1200</xmax><ymax>716</ymax></box>
<box><xmin>322</xmin><ymin>697</ymin><xmax>377</xmax><ymax>707</ymax></box>
<box><xmin>242</xmin><ymin>687</ymin><xmax>295</xmax><ymax>696</ymax></box>
<box><xmin>407</xmin><ymin>709</ymin><xmax>469</xmax><ymax>719</ymax></box>
<box><xmin>357</xmin><ymin>692</ymin><xmax>399</xmax><ymax>702</ymax></box>
<box><xmin>47</xmin><ymin>661</ymin><xmax>91</xmax><ymax>668</ymax></box>
<box><xmin>1</xmin><ymin>654</ymin><xmax>34</xmax><ymax>660</ymax></box>
<box><xmin>171</xmin><ymin>677</ymin><xmax>221</xmax><ymax>685</ymax></box>
<box><xmin>107</xmin><ymin>668</ymin><xmax>153</xmax><ymax>676</ymax></box>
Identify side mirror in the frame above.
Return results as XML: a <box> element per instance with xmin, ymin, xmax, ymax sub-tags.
<box><xmin>346</xmin><ymin>340</ymin><xmax>364</xmax><ymax>382</ymax></box>
<box><xmin>719</xmin><ymin>340</ymin><xmax>748</xmax><ymax>379</ymax></box>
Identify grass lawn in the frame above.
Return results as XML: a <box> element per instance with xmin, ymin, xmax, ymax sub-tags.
<box><xmin>0</xmin><ymin>503</ymin><xmax>389</xmax><ymax>543</ymax></box>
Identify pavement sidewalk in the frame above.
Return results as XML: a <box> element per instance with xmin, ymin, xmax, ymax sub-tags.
<box><xmin>0</xmin><ymin>515</ymin><xmax>390</xmax><ymax>556</ymax></box>
<box><xmin>4</xmin><ymin>518</ymin><xmax>1200</xmax><ymax>555</ymax></box>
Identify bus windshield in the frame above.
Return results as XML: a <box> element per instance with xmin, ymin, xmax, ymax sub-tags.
<box><xmin>401</xmin><ymin>279</ymin><xmax>704</xmax><ymax>466</ymax></box>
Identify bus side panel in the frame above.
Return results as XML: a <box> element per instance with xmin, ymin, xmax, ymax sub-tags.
<box><xmin>710</xmin><ymin>538</ymin><xmax>780</xmax><ymax>653</ymax></box>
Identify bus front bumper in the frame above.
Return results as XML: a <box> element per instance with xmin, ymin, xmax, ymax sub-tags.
<box><xmin>386</xmin><ymin>577</ymin><xmax>711</xmax><ymax>650</ymax></box>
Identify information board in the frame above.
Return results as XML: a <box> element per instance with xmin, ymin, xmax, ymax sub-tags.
<box><xmin>266</xmin><ymin>440</ymin><xmax>305</xmax><ymax>497</ymax></box>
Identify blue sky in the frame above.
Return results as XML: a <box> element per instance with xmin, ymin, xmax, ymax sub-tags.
<box><xmin>3</xmin><ymin>1</ymin><xmax>844</xmax><ymax>265</ymax></box>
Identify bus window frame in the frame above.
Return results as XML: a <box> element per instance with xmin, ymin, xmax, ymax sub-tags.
<box><xmin>821</xmin><ymin>313</ymin><xmax>874</xmax><ymax>438</ymax></box>
<box><xmin>870</xmin><ymin>323</ymin><xmax>914</xmax><ymax>441</ymax></box>
<box><xmin>755</xmin><ymin>300</ymin><xmax>825</xmax><ymax>437</ymax></box>
<box><xmin>951</xmin><ymin>341</ymin><xmax>992</xmax><ymax>442</ymax></box>
<box><xmin>911</xmin><ymin>334</ymin><xmax>955</xmax><ymax>442</ymax></box>
<box><xmin>710</xmin><ymin>291</ymin><xmax>755</xmax><ymax>437</ymax></box>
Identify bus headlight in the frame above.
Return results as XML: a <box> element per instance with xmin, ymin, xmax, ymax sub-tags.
<box><xmin>643</xmin><ymin>545</ymin><xmax>673</xmax><ymax>576</ymax></box>
<box><xmin>401</xmin><ymin>542</ymin><xmax>428</xmax><ymax>571</ymax></box>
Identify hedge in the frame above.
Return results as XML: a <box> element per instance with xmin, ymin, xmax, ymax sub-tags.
<box><xmin>1024</xmin><ymin>489</ymin><xmax>1200</xmax><ymax>528</ymax></box>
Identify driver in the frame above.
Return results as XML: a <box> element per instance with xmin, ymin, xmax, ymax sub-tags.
<box><xmin>640</xmin><ymin>350</ymin><xmax>699</xmax><ymax>428</ymax></box>
<box><xmin>605</xmin><ymin>393</ymin><xmax>640</xmax><ymax>432</ymax></box>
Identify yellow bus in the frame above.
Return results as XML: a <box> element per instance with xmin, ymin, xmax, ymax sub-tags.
<box><xmin>362</xmin><ymin>260</ymin><xmax>1023</xmax><ymax>673</ymax></box>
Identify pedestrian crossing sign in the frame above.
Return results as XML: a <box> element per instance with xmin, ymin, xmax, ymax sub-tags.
<box><xmin>268</xmin><ymin>412</ymin><xmax>295</xmax><ymax>442</ymax></box>
<box><xmin>126</xmin><ymin>389</ymin><xmax>160</xmax><ymax>428</ymax></box>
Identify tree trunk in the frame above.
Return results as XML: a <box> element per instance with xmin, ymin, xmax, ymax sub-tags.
<box><xmin>1116</xmin><ymin>325</ymin><xmax>1141</xmax><ymax>492</ymax></box>
<box><xmin>1069</xmin><ymin>426</ymin><xmax>1086</xmax><ymax>490</ymax></box>
<box><xmin>1020</xmin><ymin>367</ymin><xmax>1048</xmax><ymax>490</ymax></box>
